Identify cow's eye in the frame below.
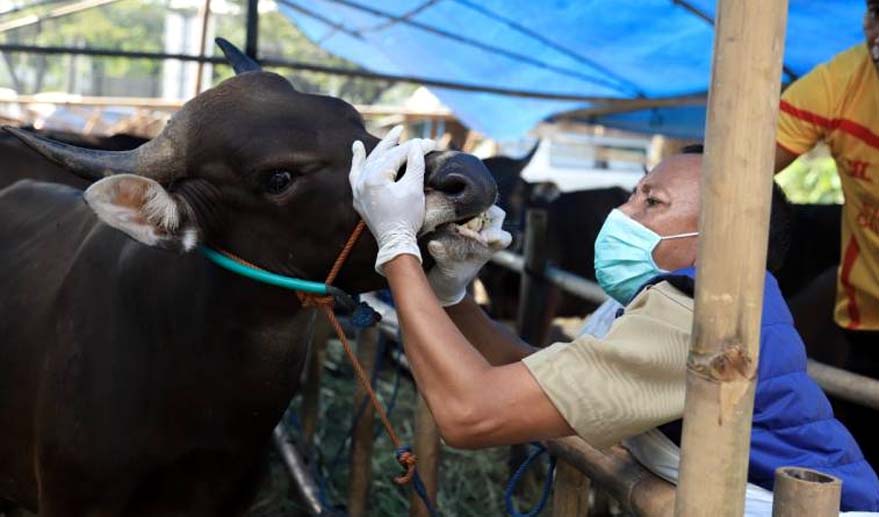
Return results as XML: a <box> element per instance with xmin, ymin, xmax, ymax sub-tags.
<box><xmin>264</xmin><ymin>170</ymin><xmax>293</xmax><ymax>194</ymax></box>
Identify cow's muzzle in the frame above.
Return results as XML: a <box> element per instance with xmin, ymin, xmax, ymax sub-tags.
<box><xmin>421</xmin><ymin>151</ymin><xmax>498</xmax><ymax>234</ymax></box>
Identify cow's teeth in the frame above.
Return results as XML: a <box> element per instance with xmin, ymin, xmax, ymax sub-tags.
<box><xmin>460</xmin><ymin>211</ymin><xmax>488</xmax><ymax>233</ymax></box>
<box><xmin>457</xmin><ymin>226</ymin><xmax>484</xmax><ymax>243</ymax></box>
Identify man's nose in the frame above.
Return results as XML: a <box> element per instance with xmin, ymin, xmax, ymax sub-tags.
<box><xmin>617</xmin><ymin>200</ymin><xmax>637</xmax><ymax>218</ymax></box>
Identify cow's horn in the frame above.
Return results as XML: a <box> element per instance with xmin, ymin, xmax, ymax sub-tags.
<box><xmin>3</xmin><ymin>126</ymin><xmax>179</xmax><ymax>183</ymax></box>
<box><xmin>215</xmin><ymin>37</ymin><xmax>262</xmax><ymax>74</ymax></box>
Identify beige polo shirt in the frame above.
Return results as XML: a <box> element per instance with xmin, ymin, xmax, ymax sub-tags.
<box><xmin>522</xmin><ymin>281</ymin><xmax>693</xmax><ymax>449</ymax></box>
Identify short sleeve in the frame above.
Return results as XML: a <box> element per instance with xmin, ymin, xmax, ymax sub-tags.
<box><xmin>522</xmin><ymin>282</ymin><xmax>693</xmax><ymax>449</ymax></box>
<box><xmin>777</xmin><ymin>58</ymin><xmax>837</xmax><ymax>155</ymax></box>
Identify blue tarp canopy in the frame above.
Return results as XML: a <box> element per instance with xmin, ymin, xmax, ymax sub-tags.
<box><xmin>279</xmin><ymin>1</ymin><xmax>864</xmax><ymax>141</ymax></box>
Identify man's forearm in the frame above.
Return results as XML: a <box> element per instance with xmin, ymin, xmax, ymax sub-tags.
<box><xmin>384</xmin><ymin>254</ymin><xmax>574</xmax><ymax>448</ymax></box>
<box><xmin>445</xmin><ymin>296</ymin><xmax>535</xmax><ymax>365</ymax></box>
<box><xmin>384</xmin><ymin>255</ymin><xmax>494</xmax><ymax>415</ymax></box>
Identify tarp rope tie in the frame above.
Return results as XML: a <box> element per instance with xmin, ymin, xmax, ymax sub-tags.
<box><xmin>504</xmin><ymin>442</ymin><xmax>556</xmax><ymax>517</ymax></box>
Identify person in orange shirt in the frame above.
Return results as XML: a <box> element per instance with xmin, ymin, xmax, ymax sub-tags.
<box><xmin>775</xmin><ymin>1</ymin><xmax>879</xmax><ymax>466</ymax></box>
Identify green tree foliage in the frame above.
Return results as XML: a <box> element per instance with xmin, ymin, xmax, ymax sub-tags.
<box><xmin>0</xmin><ymin>0</ymin><xmax>413</xmax><ymax>103</ymax></box>
<box><xmin>776</xmin><ymin>144</ymin><xmax>844</xmax><ymax>205</ymax></box>
<box><xmin>0</xmin><ymin>0</ymin><xmax>165</xmax><ymax>94</ymax></box>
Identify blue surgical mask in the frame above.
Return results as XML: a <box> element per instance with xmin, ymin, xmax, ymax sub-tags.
<box><xmin>594</xmin><ymin>209</ymin><xmax>698</xmax><ymax>305</ymax></box>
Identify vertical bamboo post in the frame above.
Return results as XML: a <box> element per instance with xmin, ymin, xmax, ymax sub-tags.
<box><xmin>511</xmin><ymin>208</ymin><xmax>550</xmax><ymax>493</ymax></box>
<box><xmin>347</xmin><ymin>326</ymin><xmax>379</xmax><ymax>517</ymax></box>
<box><xmin>517</xmin><ymin>208</ymin><xmax>550</xmax><ymax>346</ymax></box>
<box><xmin>552</xmin><ymin>459</ymin><xmax>589</xmax><ymax>517</ymax></box>
<box><xmin>300</xmin><ymin>316</ymin><xmax>333</xmax><ymax>451</ymax></box>
<box><xmin>674</xmin><ymin>1</ymin><xmax>788</xmax><ymax>516</ymax></box>
<box><xmin>410</xmin><ymin>393</ymin><xmax>441</xmax><ymax>517</ymax></box>
<box><xmin>193</xmin><ymin>0</ymin><xmax>212</xmax><ymax>97</ymax></box>
<box><xmin>772</xmin><ymin>467</ymin><xmax>841</xmax><ymax>517</ymax></box>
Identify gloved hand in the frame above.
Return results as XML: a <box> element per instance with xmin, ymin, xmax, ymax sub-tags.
<box><xmin>427</xmin><ymin>205</ymin><xmax>512</xmax><ymax>306</ymax></box>
<box><xmin>349</xmin><ymin>125</ymin><xmax>437</xmax><ymax>274</ymax></box>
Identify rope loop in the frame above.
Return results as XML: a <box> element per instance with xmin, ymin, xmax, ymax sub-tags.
<box><xmin>394</xmin><ymin>447</ymin><xmax>418</xmax><ymax>485</ymax></box>
<box><xmin>504</xmin><ymin>442</ymin><xmax>556</xmax><ymax>517</ymax></box>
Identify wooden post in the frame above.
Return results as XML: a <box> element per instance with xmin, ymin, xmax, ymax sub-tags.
<box><xmin>772</xmin><ymin>467</ymin><xmax>841</xmax><ymax>517</ymax></box>
<box><xmin>546</xmin><ymin>437</ymin><xmax>675</xmax><ymax>516</ymax></box>
<box><xmin>516</xmin><ymin>208</ymin><xmax>550</xmax><ymax>346</ymax></box>
<box><xmin>674</xmin><ymin>1</ymin><xmax>788</xmax><ymax>516</ymax></box>
<box><xmin>347</xmin><ymin>327</ymin><xmax>379</xmax><ymax>517</ymax></box>
<box><xmin>512</xmin><ymin>208</ymin><xmax>550</xmax><ymax>492</ymax></box>
<box><xmin>410</xmin><ymin>393</ymin><xmax>441</xmax><ymax>517</ymax></box>
<box><xmin>193</xmin><ymin>0</ymin><xmax>212</xmax><ymax>97</ymax></box>
<box><xmin>552</xmin><ymin>459</ymin><xmax>589</xmax><ymax>517</ymax></box>
<box><xmin>300</xmin><ymin>316</ymin><xmax>333</xmax><ymax>451</ymax></box>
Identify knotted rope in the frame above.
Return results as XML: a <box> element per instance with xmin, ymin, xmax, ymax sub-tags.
<box><xmin>214</xmin><ymin>221</ymin><xmax>417</xmax><ymax>485</ymax></box>
<box><xmin>296</xmin><ymin>220</ymin><xmax>418</xmax><ymax>485</ymax></box>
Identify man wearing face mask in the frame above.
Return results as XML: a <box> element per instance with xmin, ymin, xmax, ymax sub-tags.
<box><xmin>350</xmin><ymin>133</ymin><xmax>879</xmax><ymax>512</ymax></box>
<box><xmin>775</xmin><ymin>1</ymin><xmax>879</xmax><ymax>468</ymax></box>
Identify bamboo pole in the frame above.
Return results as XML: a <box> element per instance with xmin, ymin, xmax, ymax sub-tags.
<box><xmin>193</xmin><ymin>0</ymin><xmax>212</xmax><ymax>97</ymax></box>
<box><xmin>300</xmin><ymin>316</ymin><xmax>333</xmax><ymax>451</ymax></box>
<box><xmin>0</xmin><ymin>93</ymin><xmax>455</xmax><ymax>118</ymax></box>
<box><xmin>772</xmin><ymin>467</ymin><xmax>841</xmax><ymax>517</ymax></box>
<box><xmin>807</xmin><ymin>359</ymin><xmax>879</xmax><ymax>410</ymax></box>
<box><xmin>347</xmin><ymin>327</ymin><xmax>379</xmax><ymax>517</ymax></box>
<box><xmin>674</xmin><ymin>1</ymin><xmax>788</xmax><ymax>515</ymax></box>
<box><xmin>546</xmin><ymin>437</ymin><xmax>675</xmax><ymax>516</ymax></box>
<box><xmin>273</xmin><ymin>424</ymin><xmax>325</xmax><ymax>515</ymax></box>
<box><xmin>552</xmin><ymin>459</ymin><xmax>590</xmax><ymax>517</ymax></box>
<box><xmin>516</xmin><ymin>208</ymin><xmax>551</xmax><ymax>346</ymax></box>
<box><xmin>0</xmin><ymin>0</ymin><xmax>122</xmax><ymax>34</ymax></box>
<box><xmin>410</xmin><ymin>393</ymin><xmax>441</xmax><ymax>517</ymax></box>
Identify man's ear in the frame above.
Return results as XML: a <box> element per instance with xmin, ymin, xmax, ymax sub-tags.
<box><xmin>84</xmin><ymin>174</ymin><xmax>200</xmax><ymax>252</ymax></box>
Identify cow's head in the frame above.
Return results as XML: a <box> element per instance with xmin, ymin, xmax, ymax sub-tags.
<box><xmin>5</xmin><ymin>40</ymin><xmax>497</xmax><ymax>293</ymax></box>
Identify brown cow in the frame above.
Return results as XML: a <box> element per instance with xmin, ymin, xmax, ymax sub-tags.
<box><xmin>0</xmin><ymin>40</ymin><xmax>496</xmax><ymax>516</ymax></box>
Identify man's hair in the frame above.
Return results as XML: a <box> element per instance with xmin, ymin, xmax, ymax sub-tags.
<box><xmin>680</xmin><ymin>144</ymin><xmax>792</xmax><ymax>273</ymax></box>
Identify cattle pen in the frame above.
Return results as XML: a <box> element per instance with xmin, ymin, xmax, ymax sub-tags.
<box><xmin>0</xmin><ymin>1</ymin><xmax>874</xmax><ymax>516</ymax></box>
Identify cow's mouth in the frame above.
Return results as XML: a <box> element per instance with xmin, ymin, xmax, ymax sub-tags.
<box><xmin>420</xmin><ymin>189</ymin><xmax>494</xmax><ymax>238</ymax></box>
<box><xmin>441</xmin><ymin>211</ymin><xmax>490</xmax><ymax>242</ymax></box>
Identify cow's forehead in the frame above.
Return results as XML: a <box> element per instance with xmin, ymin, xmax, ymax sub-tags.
<box><xmin>194</xmin><ymin>72</ymin><xmax>370</xmax><ymax>140</ymax></box>
<box><xmin>209</xmin><ymin>73</ymin><xmax>362</xmax><ymax>122</ymax></box>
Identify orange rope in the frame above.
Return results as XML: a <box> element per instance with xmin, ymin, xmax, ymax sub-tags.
<box><xmin>298</xmin><ymin>219</ymin><xmax>417</xmax><ymax>484</ymax></box>
<box><xmin>215</xmin><ymin>219</ymin><xmax>414</xmax><ymax>483</ymax></box>
<box><xmin>324</xmin><ymin>220</ymin><xmax>367</xmax><ymax>286</ymax></box>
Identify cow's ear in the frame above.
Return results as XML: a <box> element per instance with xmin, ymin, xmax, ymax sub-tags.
<box><xmin>84</xmin><ymin>174</ymin><xmax>200</xmax><ymax>252</ymax></box>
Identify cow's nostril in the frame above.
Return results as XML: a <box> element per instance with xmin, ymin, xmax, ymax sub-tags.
<box><xmin>434</xmin><ymin>173</ymin><xmax>468</xmax><ymax>197</ymax></box>
<box><xmin>426</xmin><ymin>152</ymin><xmax>498</xmax><ymax>219</ymax></box>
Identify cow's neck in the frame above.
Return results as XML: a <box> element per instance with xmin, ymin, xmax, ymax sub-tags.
<box><xmin>110</xmin><ymin>235</ymin><xmax>316</xmax><ymax>442</ymax></box>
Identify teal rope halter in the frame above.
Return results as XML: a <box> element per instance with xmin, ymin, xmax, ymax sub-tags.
<box><xmin>199</xmin><ymin>247</ymin><xmax>329</xmax><ymax>294</ymax></box>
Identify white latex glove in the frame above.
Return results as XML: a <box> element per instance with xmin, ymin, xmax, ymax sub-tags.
<box><xmin>349</xmin><ymin>125</ymin><xmax>437</xmax><ymax>274</ymax></box>
<box><xmin>427</xmin><ymin>205</ymin><xmax>512</xmax><ymax>306</ymax></box>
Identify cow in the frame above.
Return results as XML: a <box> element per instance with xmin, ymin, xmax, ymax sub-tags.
<box><xmin>0</xmin><ymin>40</ymin><xmax>497</xmax><ymax>516</ymax></box>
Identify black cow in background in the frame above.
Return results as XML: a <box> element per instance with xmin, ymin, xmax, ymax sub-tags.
<box><xmin>479</xmin><ymin>143</ymin><xmax>629</xmax><ymax>344</ymax></box>
<box><xmin>480</xmin><ymin>144</ymin><xmax>844</xmax><ymax>350</ymax></box>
